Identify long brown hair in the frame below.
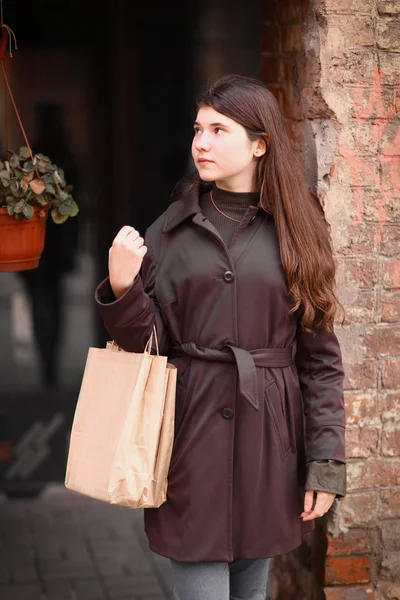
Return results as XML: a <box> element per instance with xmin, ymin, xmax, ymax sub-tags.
<box><xmin>193</xmin><ymin>74</ymin><xmax>344</xmax><ymax>332</ymax></box>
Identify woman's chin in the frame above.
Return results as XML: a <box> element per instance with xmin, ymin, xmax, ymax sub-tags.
<box><xmin>197</xmin><ymin>170</ymin><xmax>216</xmax><ymax>182</ymax></box>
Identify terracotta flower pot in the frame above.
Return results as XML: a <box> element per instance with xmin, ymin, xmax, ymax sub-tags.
<box><xmin>0</xmin><ymin>206</ymin><xmax>48</xmax><ymax>272</ymax></box>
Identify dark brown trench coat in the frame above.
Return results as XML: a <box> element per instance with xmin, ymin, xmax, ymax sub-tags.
<box><xmin>95</xmin><ymin>183</ymin><xmax>346</xmax><ymax>563</ymax></box>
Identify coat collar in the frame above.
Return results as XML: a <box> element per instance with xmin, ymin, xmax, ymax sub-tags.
<box><xmin>162</xmin><ymin>183</ymin><xmax>202</xmax><ymax>233</ymax></box>
<box><xmin>162</xmin><ymin>182</ymin><xmax>264</xmax><ymax>234</ymax></box>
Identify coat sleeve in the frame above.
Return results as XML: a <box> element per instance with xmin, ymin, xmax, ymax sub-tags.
<box><xmin>295</xmin><ymin>318</ymin><xmax>346</xmax><ymax>466</ymax></box>
<box><xmin>305</xmin><ymin>459</ymin><xmax>346</xmax><ymax>497</ymax></box>
<box><xmin>94</xmin><ymin>234</ymin><xmax>169</xmax><ymax>355</ymax></box>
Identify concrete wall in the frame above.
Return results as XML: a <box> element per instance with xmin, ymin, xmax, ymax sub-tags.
<box><xmin>261</xmin><ymin>0</ymin><xmax>400</xmax><ymax>598</ymax></box>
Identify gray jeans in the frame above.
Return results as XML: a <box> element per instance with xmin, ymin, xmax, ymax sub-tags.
<box><xmin>170</xmin><ymin>557</ymin><xmax>271</xmax><ymax>600</ymax></box>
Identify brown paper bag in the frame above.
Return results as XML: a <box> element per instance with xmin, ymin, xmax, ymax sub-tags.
<box><xmin>65</xmin><ymin>326</ymin><xmax>177</xmax><ymax>508</ymax></box>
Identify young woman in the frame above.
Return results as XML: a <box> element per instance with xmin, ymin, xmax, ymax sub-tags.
<box><xmin>95</xmin><ymin>74</ymin><xmax>346</xmax><ymax>600</ymax></box>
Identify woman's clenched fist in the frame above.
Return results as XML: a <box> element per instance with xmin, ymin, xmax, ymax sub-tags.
<box><xmin>108</xmin><ymin>226</ymin><xmax>148</xmax><ymax>299</ymax></box>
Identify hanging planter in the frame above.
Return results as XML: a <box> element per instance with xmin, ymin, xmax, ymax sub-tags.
<box><xmin>0</xmin><ymin>205</ymin><xmax>47</xmax><ymax>271</ymax></box>
<box><xmin>0</xmin><ymin>24</ymin><xmax>79</xmax><ymax>272</ymax></box>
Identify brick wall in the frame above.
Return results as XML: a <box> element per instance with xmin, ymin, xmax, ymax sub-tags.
<box><xmin>261</xmin><ymin>0</ymin><xmax>400</xmax><ymax>599</ymax></box>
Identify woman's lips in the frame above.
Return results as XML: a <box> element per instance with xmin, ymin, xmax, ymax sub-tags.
<box><xmin>198</xmin><ymin>159</ymin><xmax>213</xmax><ymax>164</ymax></box>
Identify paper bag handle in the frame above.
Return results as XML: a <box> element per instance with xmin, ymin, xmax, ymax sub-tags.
<box><xmin>109</xmin><ymin>324</ymin><xmax>159</xmax><ymax>355</ymax></box>
<box><xmin>144</xmin><ymin>324</ymin><xmax>159</xmax><ymax>355</ymax></box>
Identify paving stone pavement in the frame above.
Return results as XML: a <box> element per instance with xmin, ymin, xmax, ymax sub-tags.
<box><xmin>0</xmin><ymin>484</ymin><xmax>174</xmax><ymax>600</ymax></box>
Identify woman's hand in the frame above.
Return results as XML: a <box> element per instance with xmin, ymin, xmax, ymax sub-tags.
<box><xmin>301</xmin><ymin>490</ymin><xmax>336</xmax><ymax>521</ymax></box>
<box><xmin>109</xmin><ymin>226</ymin><xmax>148</xmax><ymax>299</ymax></box>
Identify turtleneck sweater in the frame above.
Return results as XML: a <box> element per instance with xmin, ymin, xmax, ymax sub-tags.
<box><xmin>199</xmin><ymin>184</ymin><xmax>260</xmax><ymax>247</ymax></box>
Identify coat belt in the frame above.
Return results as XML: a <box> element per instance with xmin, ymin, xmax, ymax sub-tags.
<box><xmin>171</xmin><ymin>342</ymin><xmax>293</xmax><ymax>411</ymax></box>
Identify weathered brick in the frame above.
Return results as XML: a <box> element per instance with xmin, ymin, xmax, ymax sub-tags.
<box><xmin>382</xmin><ymin>358</ymin><xmax>400</xmax><ymax>390</ymax></box>
<box><xmin>279</xmin><ymin>87</ymin><xmax>304</xmax><ymax>120</ymax></box>
<box><xmin>329</xmin><ymin>51</ymin><xmax>376</xmax><ymax>87</ymax></box>
<box><xmin>278</xmin><ymin>0</ymin><xmax>302</xmax><ymax>22</ymax></box>
<box><xmin>335</xmin><ymin>223</ymin><xmax>379</xmax><ymax>255</ymax></box>
<box><xmin>337</xmin><ymin>258</ymin><xmax>379</xmax><ymax>288</ymax></box>
<box><xmin>345</xmin><ymin>427</ymin><xmax>380</xmax><ymax>458</ymax></box>
<box><xmin>282</xmin><ymin>60</ymin><xmax>299</xmax><ymax>87</ymax></box>
<box><xmin>381</xmin><ymin>162</ymin><xmax>400</xmax><ymax>200</ymax></box>
<box><xmin>364</xmin><ymin>325</ymin><xmax>400</xmax><ymax>355</ymax></box>
<box><xmin>360</xmin><ymin>191</ymin><xmax>400</xmax><ymax>224</ymax></box>
<box><xmin>323</xmin><ymin>0</ymin><xmax>376</xmax><ymax>12</ymax></box>
<box><xmin>381</xmin><ymin>487</ymin><xmax>400</xmax><ymax>518</ymax></box>
<box><xmin>344</xmin><ymin>392</ymin><xmax>380</xmax><ymax>426</ymax></box>
<box><xmin>379</xmin><ymin>51</ymin><xmax>400</xmax><ymax>84</ymax></box>
<box><xmin>343</xmin><ymin>359</ymin><xmax>376</xmax><ymax>390</ymax></box>
<box><xmin>379</xmin><ymin>226</ymin><xmax>400</xmax><ymax>257</ymax></box>
<box><xmin>339</xmin><ymin>289</ymin><xmax>375</xmax><ymax>324</ymax></box>
<box><xmin>377</xmin><ymin>581</ymin><xmax>400</xmax><ymax>600</ymax></box>
<box><xmin>329</xmin><ymin>14</ymin><xmax>375</xmax><ymax>46</ymax></box>
<box><xmin>382</xmin><ymin>258</ymin><xmax>400</xmax><ymax>289</ymax></box>
<box><xmin>281</xmin><ymin>24</ymin><xmax>303</xmax><ymax>53</ymax></box>
<box><xmin>381</xmin><ymin>519</ymin><xmax>400</xmax><ymax>549</ymax></box>
<box><xmin>380</xmin><ymin>117</ymin><xmax>400</xmax><ymax>155</ymax></box>
<box><xmin>335</xmin><ymin>156</ymin><xmax>380</xmax><ymax>190</ymax></box>
<box><xmin>382</xmin><ymin>391</ymin><xmax>400</xmax><ymax>421</ymax></box>
<box><xmin>261</xmin><ymin>56</ymin><xmax>281</xmax><ymax>85</ymax></box>
<box><xmin>341</xmin><ymin>491</ymin><xmax>381</xmax><ymax>526</ymax></box>
<box><xmin>377</xmin><ymin>0</ymin><xmax>400</xmax><ymax>13</ymax></box>
<box><xmin>347</xmin><ymin>458</ymin><xmax>400</xmax><ymax>490</ymax></box>
<box><xmin>380</xmin><ymin>551</ymin><xmax>400</xmax><ymax>579</ymax></box>
<box><xmin>325</xmin><ymin>555</ymin><xmax>371</xmax><ymax>585</ymax></box>
<box><xmin>302</xmin><ymin>57</ymin><xmax>321</xmax><ymax>86</ymax></box>
<box><xmin>377</xmin><ymin>15</ymin><xmax>400</xmax><ymax>50</ymax></box>
<box><xmin>350</xmin><ymin>79</ymin><xmax>397</xmax><ymax>120</ymax></box>
<box><xmin>381</xmin><ymin>291</ymin><xmax>400</xmax><ymax>322</ymax></box>
<box><xmin>381</xmin><ymin>424</ymin><xmax>400</xmax><ymax>456</ymax></box>
<box><xmin>324</xmin><ymin>585</ymin><xmax>375</xmax><ymax>600</ymax></box>
<box><xmin>338</xmin><ymin>122</ymin><xmax>382</xmax><ymax>156</ymax></box>
<box><xmin>285</xmin><ymin>120</ymin><xmax>304</xmax><ymax>150</ymax></box>
<box><xmin>326</xmin><ymin>530</ymin><xmax>371</xmax><ymax>556</ymax></box>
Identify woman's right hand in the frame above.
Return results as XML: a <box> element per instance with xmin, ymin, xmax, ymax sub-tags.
<box><xmin>108</xmin><ymin>226</ymin><xmax>148</xmax><ymax>299</ymax></box>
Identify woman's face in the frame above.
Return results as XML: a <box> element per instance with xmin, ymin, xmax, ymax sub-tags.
<box><xmin>191</xmin><ymin>107</ymin><xmax>263</xmax><ymax>192</ymax></box>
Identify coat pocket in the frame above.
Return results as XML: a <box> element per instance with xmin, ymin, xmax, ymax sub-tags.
<box><xmin>172</xmin><ymin>357</ymin><xmax>192</xmax><ymax>437</ymax></box>
<box><xmin>264</xmin><ymin>379</ymin><xmax>291</xmax><ymax>460</ymax></box>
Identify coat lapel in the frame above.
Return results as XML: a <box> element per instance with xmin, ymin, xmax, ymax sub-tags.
<box><xmin>162</xmin><ymin>182</ymin><xmax>268</xmax><ymax>269</ymax></box>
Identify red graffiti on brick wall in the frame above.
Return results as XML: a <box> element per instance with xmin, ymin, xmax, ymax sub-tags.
<box><xmin>336</xmin><ymin>68</ymin><xmax>400</xmax><ymax>247</ymax></box>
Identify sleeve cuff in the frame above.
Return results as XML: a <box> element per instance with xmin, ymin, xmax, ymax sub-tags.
<box><xmin>94</xmin><ymin>275</ymin><xmax>149</xmax><ymax>331</ymax></box>
<box><xmin>305</xmin><ymin>460</ymin><xmax>347</xmax><ymax>498</ymax></box>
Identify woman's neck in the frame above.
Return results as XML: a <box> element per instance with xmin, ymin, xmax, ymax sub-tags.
<box><xmin>214</xmin><ymin>175</ymin><xmax>256</xmax><ymax>194</ymax></box>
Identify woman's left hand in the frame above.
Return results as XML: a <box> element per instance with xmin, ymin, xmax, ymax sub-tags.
<box><xmin>301</xmin><ymin>490</ymin><xmax>336</xmax><ymax>521</ymax></box>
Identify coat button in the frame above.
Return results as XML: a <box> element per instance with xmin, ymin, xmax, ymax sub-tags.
<box><xmin>223</xmin><ymin>270</ymin><xmax>235</xmax><ymax>283</ymax></box>
<box><xmin>221</xmin><ymin>407</ymin><xmax>234</xmax><ymax>419</ymax></box>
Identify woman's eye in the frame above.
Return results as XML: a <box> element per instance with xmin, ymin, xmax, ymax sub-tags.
<box><xmin>193</xmin><ymin>128</ymin><xmax>200</xmax><ymax>135</ymax></box>
<box><xmin>214</xmin><ymin>127</ymin><xmax>223</xmax><ymax>134</ymax></box>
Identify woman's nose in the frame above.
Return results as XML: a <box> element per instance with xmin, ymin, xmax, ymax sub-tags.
<box><xmin>195</xmin><ymin>133</ymin><xmax>211</xmax><ymax>152</ymax></box>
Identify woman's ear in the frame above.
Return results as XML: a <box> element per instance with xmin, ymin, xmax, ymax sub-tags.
<box><xmin>253</xmin><ymin>136</ymin><xmax>267</xmax><ymax>158</ymax></box>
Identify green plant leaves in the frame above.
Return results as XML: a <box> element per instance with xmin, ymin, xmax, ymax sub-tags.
<box><xmin>13</xmin><ymin>200</ymin><xmax>25</xmax><ymax>214</ymax></box>
<box><xmin>19</xmin><ymin>146</ymin><xmax>31</xmax><ymax>159</ymax></box>
<box><xmin>22</xmin><ymin>204</ymin><xmax>34</xmax><ymax>220</ymax></box>
<box><xmin>51</xmin><ymin>208</ymin><xmax>69</xmax><ymax>224</ymax></box>
<box><xmin>58</xmin><ymin>198</ymin><xmax>79</xmax><ymax>217</ymax></box>
<box><xmin>0</xmin><ymin>146</ymin><xmax>79</xmax><ymax>223</ymax></box>
<box><xmin>30</xmin><ymin>179</ymin><xmax>46</xmax><ymax>194</ymax></box>
<box><xmin>9</xmin><ymin>154</ymin><xmax>20</xmax><ymax>169</ymax></box>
